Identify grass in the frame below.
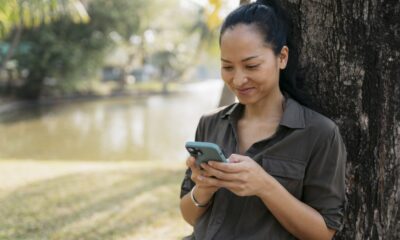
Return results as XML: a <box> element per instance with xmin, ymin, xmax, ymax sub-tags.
<box><xmin>0</xmin><ymin>160</ymin><xmax>192</xmax><ymax>240</ymax></box>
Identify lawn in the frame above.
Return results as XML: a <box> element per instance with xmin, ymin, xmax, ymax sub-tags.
<box><xmin>0</xmin><ymin>160</ymin><xmax>192</xmax><ymax>240</ymax></box>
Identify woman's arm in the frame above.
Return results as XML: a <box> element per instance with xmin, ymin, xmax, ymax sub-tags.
<box><xmin>180</xmin><ymin>186</ymin><xmax>214</xmax><ymax>226</ymax></box>
<box><xmin>257</xmin><ymin>174</ymin><xmax>336</xmax><ymax>240</ymax></box>
<box><xmin>180</xmin><ymin>157</ymin><xmax>219</xmax><ymax>226</ymax></box>
<box><xmin>201</xmin><ymin>155</ymin><xmax>335</xmax><ymax>240</ymax></box>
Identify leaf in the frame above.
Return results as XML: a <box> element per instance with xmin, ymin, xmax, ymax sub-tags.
<box><xmin>0</xmin><ymin>0</ymin><xmax>90</xmax><ymax>39</ymax></box>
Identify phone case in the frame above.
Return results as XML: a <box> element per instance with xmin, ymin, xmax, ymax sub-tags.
<box><xmin>185</xmin><ymin>141</ymin><xmax>228</xmax><ymax>165</ymax></box>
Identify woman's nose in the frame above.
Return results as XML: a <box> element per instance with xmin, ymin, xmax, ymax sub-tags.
<box><xmin>233</xmin><ymin>70</ymin><xmax>248</xmax><ymax>86</ymax></box>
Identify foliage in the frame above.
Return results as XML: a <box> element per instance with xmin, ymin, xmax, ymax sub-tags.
<box><xmin>205</xmin><ymin>0</ymin><xmax>223</xmax><ymax>31</ymax></box>
<box><xmin>1</xmin><ymin>0</ymin><xmax>227</xmax><ymax>99</ymax></box>
<box><xmin>10</xmin><ymin>0</ymin><xmax>147</xmax><ymax>99</ymax></box>
<box><xmin>0</xmin><ymin>0</ymin><xmax>89</xmax><ymax>38</ymax></box>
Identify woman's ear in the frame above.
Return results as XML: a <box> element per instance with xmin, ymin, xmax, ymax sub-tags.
<box><xmin>279</xmin><ymin>46</ymin><xmax>289</xmax><ymax>70</ymax></box>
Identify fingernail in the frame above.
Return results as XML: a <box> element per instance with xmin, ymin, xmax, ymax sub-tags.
<box><xmin>197</xmin><ymin>175</ymin><xmax>203</xmax><ymax>181</ymax></box>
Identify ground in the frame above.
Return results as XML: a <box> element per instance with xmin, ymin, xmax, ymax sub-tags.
<box><xmin>0</xmin><ymin>160</ymin><xmax>192</xmax><ymax>240</ymax></box>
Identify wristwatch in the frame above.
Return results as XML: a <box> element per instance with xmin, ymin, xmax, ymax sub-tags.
<box><xmin>191</xmin><ymin>186</ymin><xmax>212</xmax><ymax>208</ymax></box>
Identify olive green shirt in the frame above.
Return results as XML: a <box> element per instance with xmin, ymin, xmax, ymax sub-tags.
<box><xmin>180</xmin><ymin>97</ymin><xmax>346</xmax><ymax>240</ymax></box>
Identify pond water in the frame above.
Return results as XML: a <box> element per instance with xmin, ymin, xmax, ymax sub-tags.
<box><xmin>0</xmin><ymin>80</ymin><xmax>224</xmax><ymax>161</ymax></box>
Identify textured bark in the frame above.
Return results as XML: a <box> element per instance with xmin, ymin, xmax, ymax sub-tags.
<box><xmin>280</xmin><ymin>0</ymin><xmax>400</xmax><ymax>239</ymax></box>
<box><xmin>217</xmin><ymin>0</ymin><xmax>399</xmax><ymax>238</ymax></box>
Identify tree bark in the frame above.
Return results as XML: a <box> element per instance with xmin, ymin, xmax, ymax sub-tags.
<box><xmin>217</xmin><ymin>0</ymin><xmax>399</xmax><ymax>238</ymax></box>
<box><xmin>280</xmin><ymin>0</ymin><xmax>400</xmax><ymax>239</ymax></box>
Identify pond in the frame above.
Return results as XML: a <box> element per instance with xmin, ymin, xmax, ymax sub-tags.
<box><xmin>0</xmin><ymin>80</ymin><xmax>223</xmax><ymax>161</ymax></box>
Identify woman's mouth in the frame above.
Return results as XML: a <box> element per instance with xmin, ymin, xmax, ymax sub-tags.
<box><xmin>236</xmin><ymin>87</ymin><xmax>255</xmax><ymax>95</ymax></box>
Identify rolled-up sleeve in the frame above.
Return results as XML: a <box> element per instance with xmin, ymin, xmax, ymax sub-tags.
<box><xmin>302</xmin><ymin>126</ymin><xmax>347</xmax><ymax>230</ymax></box>
<box><xmin>180</xmin><ymin>116</ymin><xmax>206</xmax><ymax>198</ymax></box>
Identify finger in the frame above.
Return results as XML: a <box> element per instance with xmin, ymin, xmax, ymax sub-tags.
<box><xmin>199</xmin><ymin>176</ymin><xmax>244</xmax><ymax>194</ymax></box>
<box><xmin>228</xmin><ymin>154</ymin><xmax>243</xmax><ymax>163</ymax></box>
<box><xmin>216</xmin><ymin>180</ymin><xmax>245</xmax><ymax>192</ymax></box>
<box><xmin>201</xmin><ymin>170</ymin><xmax>214</xmax><ymax>178</ymax></box>
<box><xmin>208</xmin><ymin>160</ymin><xmax>242</xmax><ymax>173</ymax></box>
<box><xmin>201</xmin><ymin>163</ymin><xmax>238</xmax><ymax>181</ymax></box>
<box><xmin>228</xmin><ymin>154</ymin><xmax>250</xmax><ymax>163</ymax></box>
<box><xmin>196</xmin><ymin>174</ymin><xmax>220</xmax><ymax>187</ymax></box>
<box><xmin>186</xmin><ymin>156</ymin><xmax>195</xmax><ymax>168</ymax></box>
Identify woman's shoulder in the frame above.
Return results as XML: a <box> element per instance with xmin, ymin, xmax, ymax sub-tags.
<box><xmin>285</xmin><ymin>97</ymin><xmax>338</xmax><ymax>135</ymax></box>
<box><xmin>301</xmin><ymin>105</ymin><xmax>343</xmax><ymax>142</ymax></box>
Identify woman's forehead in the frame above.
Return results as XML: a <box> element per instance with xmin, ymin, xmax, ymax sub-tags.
<box><xmin>220</xmin><ymin>24</ymin><xmax>273</xmax><ymax>60</ymax></box>
<box><xmin>221</xmin><ymin>24</ymin><xmax>265</xmax><ymax>44</ymax></box>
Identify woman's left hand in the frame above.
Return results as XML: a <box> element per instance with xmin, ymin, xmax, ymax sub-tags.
<box><xmin>200</xmin><ymin>154</ymin><xmax>276</xmax><ymax>197</ymax></box>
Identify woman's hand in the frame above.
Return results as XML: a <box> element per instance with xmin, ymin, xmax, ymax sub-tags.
<box><xmin>199</xmin><ymin>154</ymin><xmax>276</xmax><ymax>197</ymax></box>
<box><xmin>186</xmin><ymin>156</ymin><xmax>220</xmax><ymax>203</ymax></box>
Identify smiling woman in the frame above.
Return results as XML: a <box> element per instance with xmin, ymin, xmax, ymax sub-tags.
<box><xmin>220</xmin><ymin>24</ymin><xmax>288</xmax><ymax>107</ymax></box>
<box><xmin>179</xmin><ymin>0</ymin><xmax>347</xmax><ymax>239</ymax></box>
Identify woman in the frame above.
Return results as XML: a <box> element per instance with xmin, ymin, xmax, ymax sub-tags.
<box><xmin>180</xmin><ymin>0</ymin><xmax>346</xmax><ymax>239</ymax></box>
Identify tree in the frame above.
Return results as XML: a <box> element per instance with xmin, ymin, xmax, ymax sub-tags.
<box><xmin>0</xmin><ymin>0</ymin><xmax>89</xmax><ymax>37</ymax></box>
<box><xmin>218</xmin><ymin>0</ymin><xmax>399</xmax><ymax>238</ymax></box>
<box><xmin>0</xmin><ymin>0</ymin><xmax>89</xmax><ymax>70</ymax></box>
<box><xmin>5</xmin><ymin>0</ymin><xmax>147</xmax><ymax>99</ymax></box>
<box><xmin>279</xmin><ymin>0</ymin><xmax>399</xmax><ymax>238</ymax></box>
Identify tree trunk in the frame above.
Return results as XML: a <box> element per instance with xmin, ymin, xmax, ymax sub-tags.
<box><xmin>17</xmin><ymin>67</ymin><xmax>46</xmax><ymax>100</ymax></box>
<box><xmin>279</xmin><ymin>0</ymin><xmax>399</xmax><ymax>239</ymax></box>
<box><xmin>217</xmin><ymin>0</ymin><xmax>399</xmax><ymax>238</ymax></box>
<box><xmin>0</xmin><ymin>26</ymin><xmax>22</xmax><ymax>72</ymax></box>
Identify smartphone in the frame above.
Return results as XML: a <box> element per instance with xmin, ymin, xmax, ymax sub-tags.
<box><xmin>185</xmin><ymin>141</ymin><xmax>228</xmax><ymax>165</ymax></box>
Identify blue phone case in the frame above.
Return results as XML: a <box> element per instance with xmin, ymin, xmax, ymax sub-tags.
<box><xmin>185</xmin><ymin>141</ymin><xmax>228</xmax><ymax>165</ymax></box>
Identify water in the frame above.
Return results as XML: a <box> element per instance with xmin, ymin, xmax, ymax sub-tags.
<box><xmin>0</xmin><ymin>80</ymin><xmax>224</xmax><ymax>161</ymax></box>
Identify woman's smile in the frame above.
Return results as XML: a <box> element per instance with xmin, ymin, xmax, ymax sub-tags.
<box><xmin>236</xmin><ymin>87</ymin><xmax>256</xmax><ymax>96</ymax></box>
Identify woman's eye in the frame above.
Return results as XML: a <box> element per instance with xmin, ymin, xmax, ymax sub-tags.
<box><xmin>246</xmin><ymin>64</ymin><xmax>260</xmax><ymax>69</ymax></box>
<box><xmin>222</xmin><ymin>66</ymin><xmax>233</xmax><ymax>71</ymax></box>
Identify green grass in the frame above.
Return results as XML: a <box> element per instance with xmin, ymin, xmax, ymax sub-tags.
<box><xmin>0</xmin><ymin>160</ymin><xmax>192</xmax><ymax>240</ymax></box>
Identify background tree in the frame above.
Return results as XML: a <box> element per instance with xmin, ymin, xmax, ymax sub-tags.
<box><xmin>1</xmin><ymin>0</ymin><xmax>206</xmax><ymax>99</ymax></box>
<box><xmin>0</xmin><ymin>0</ymin><xmax>89</xmax><ymax>77</ymax></box>
<box><xmin>3</xmin><ymin>0</ymin><xmax>147</xmax><ymax>99</ymax></box>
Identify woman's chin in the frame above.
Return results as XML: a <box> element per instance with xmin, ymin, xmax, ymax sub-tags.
<box><xmin>237</xmin><ymin>96</ymin><xmax>256</xmax><ymax>105</ymax></box>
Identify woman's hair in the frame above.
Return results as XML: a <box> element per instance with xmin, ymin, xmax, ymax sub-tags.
<box><xmin>220</xmin><ymin>0</ymin><xmax>311</xmax><ymax>107</ymax></box>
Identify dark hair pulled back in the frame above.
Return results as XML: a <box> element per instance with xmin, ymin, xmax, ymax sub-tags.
<box><xmin>220</xmin><ymin>0</ymin><xmax>310</xmax><ymax>107</ymax></box>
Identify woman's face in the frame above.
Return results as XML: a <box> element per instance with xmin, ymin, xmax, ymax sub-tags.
<box><xmin>220</xmin><ymin>24</ymin><xmax>288</xmax><ymax>105</ymax></box>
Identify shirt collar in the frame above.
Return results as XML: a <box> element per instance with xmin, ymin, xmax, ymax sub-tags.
<box><xmin>220</xmin><ymin>96</ymin><xmax>306</xmax><ymax>129</ymax></box>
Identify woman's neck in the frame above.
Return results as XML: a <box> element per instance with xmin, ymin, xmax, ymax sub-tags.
<box><xmin>243</xmin><ymin>90</ymin><xmax>285</xmax><ymax>123</ymax></box>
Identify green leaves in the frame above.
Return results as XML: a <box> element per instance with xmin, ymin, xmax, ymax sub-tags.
<box><xmin>0</xmin><ymin>0</ymin><xmax>90</xmax><ymax>38</ymax></box>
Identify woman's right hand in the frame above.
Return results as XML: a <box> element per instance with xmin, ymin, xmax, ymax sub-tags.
<box><xmin>186</xmin><ymin>156</ymin><xmax>220</xmax><ymax>203</ymax></box>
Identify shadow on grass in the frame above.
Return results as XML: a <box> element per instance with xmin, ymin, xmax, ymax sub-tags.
<box><xmin>0</xmin><ymin>167</ymin><xmax>188</xmax><ymax>240</ymax></box>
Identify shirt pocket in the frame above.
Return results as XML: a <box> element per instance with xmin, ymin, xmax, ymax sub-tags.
<box><xmin>262</xmin><ymin>156</ymin><xmax>306</xmax><ymax>197</ymax></box>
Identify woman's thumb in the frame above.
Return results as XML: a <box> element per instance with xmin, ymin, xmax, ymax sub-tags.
<box><xmin>228</xmin><ymin>154</ymin><xmax>244</xmax><ymax>163</ymax></box>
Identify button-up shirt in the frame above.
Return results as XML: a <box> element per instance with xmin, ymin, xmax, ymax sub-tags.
<box><xmin>180</xmin><ymin>97</ymin><xmax>346</xmax><ymax>240</ymax></box>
